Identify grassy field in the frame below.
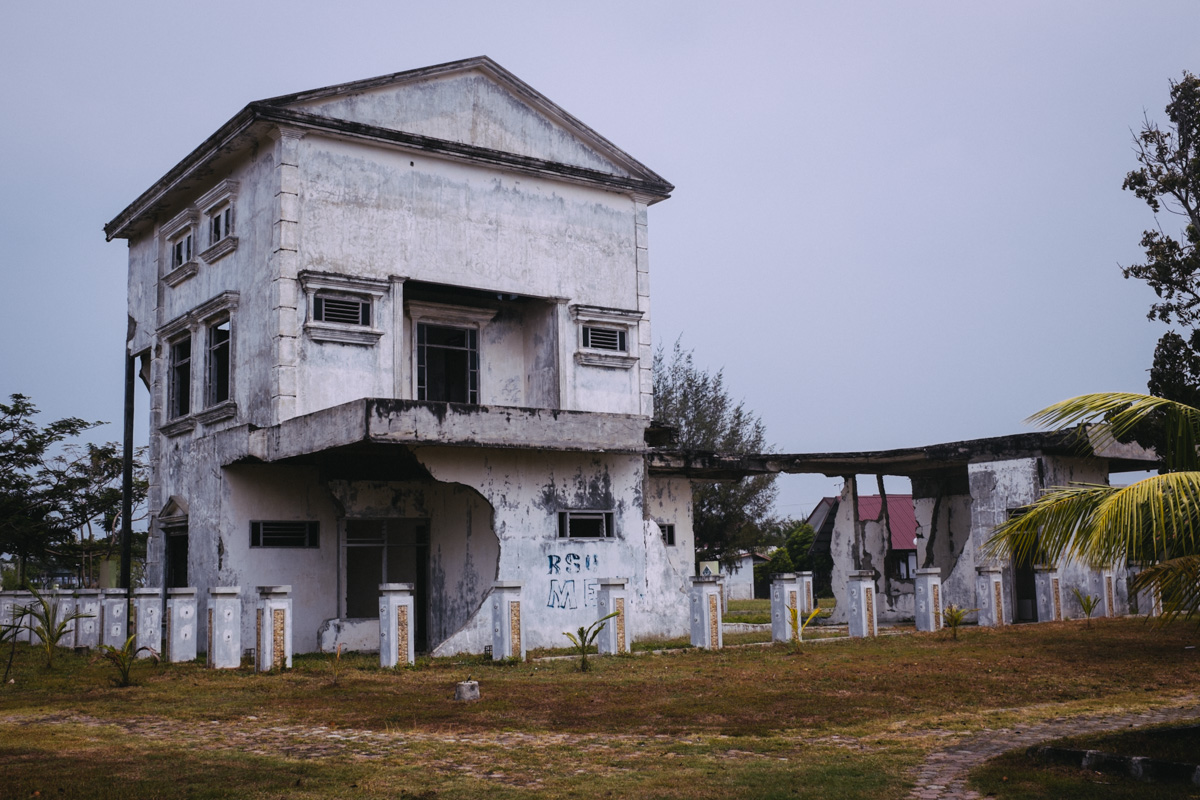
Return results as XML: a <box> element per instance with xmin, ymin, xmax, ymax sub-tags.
<box><xmin>1</xmin><ymin>616</ymin><xmax>1197</xmax><ymax>799</ymax></box>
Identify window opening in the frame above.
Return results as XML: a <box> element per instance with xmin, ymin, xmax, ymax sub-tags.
<box><xmin>206</xmin><ymin>320</ymin><xmax>230</xmax><ymax>406</ymax></box>
<box><xmin>582</xmin><ymin>325</ymin><xmax>626</xmax><ymax>352</ymax></box>
<box><xmin>208</xmin><ymin>204</ymin><xmax>232</xmax><ymax>246</ymax></box>
<box><xmin>169</xmin><ymin>335</ymin><xmax>192</xmax><ymax>418</ymax></box>
<box><xmin>557</xmin><ymin>511</ymin><xmax>615</xmax><ymax>539</ymax></box>
<box><xmin>417</xmin><ymin>323</ymin><xmax>478</xmax><ymax>403</ymax></box>
<box><xmin>171</xmin><ymin>232</ymin><xmax>193</xmax><ymax>270</ymax></box>
<box><xmin>660</xmin><ymin>523</ymin><xmax>676</xmax><ymax>546</ymax></box>
<box><xmin>250</xmin><ymin>521</ymin><xmax>320</xmax><ymax>548</ymax></box>
<box><xmin>888</xmin><ymin>550</ymin><xmax>917</xmax><ymax>580</ymax></box>
<box><xmin>314</xmin><ymin>294</ymin><xmax>371</xmax><ymax>326</ymax></box>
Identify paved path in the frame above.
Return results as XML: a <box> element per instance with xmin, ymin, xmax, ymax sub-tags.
<box><xmin>909</xmin><ymin>697</ymin><xmax>1200</xmax><ymax>799</ymax></box>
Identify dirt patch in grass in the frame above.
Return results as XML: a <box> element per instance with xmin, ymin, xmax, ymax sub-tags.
<box><xmin>970</xmin><ymin>746</ymin><xmax>1199</xmax><ymax>800</ymax></box>
<box><xmin>1047</xmin><ymin>720</ymin><xmax>1200</xmax><ymax>764</ymax></box>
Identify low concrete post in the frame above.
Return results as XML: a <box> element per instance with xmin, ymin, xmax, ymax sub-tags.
<box><xmin>0</xmin><ymin>592</ymin><xmax>18</xmax><ymax>642</ymax></box>
<box><xmin>53</xmin><ymin>589</ymin><xmax>77</xmax><ymax>648</ymax></box>
<box><xmin>166</xmin><ymin>588</ymin><xmax>198</xmax><ymax>663</ymax></box>
<box><xmin>379</xmin><ymin>583</ymin><xmax>416</xmax><ymax>668</ymax></box>
<box><xmin>846</xmin><ymin>571</ymin><xmax>878</xmax><ymax>638</ymax></box>
<box><xmin>797</xmin><ymin>571</ymin><xmax>816</xmax><ymax>616</ymax></box>
<box><xmin>100</xmin><ymin>589</ymin><xmax>128</xmax><ymax>648</ymax></box>
<box><xmin>975</xmin><ymin>567</ymin><xmax>1006</xmax><ymax>626</ymax></box>
<box><xmin>10</xmin><ymin>591</ymin><xmax>32</xmax><ymax>643</ymax></box>
<box><xmin>207</xmin><ymin>587</ymin><xmax>241</xmax><ymax>669</ymax></box>
<box><xmin>689</xmin><ymin>575</ymin><xmax>723</xmax><ymax>649</ymax></box>
<box><xmin>490</xmin><ymin>582</ymin><xmax>524</xmax><ymax>661</ymax></box>
<box><xmin>770</xmin><ymin>573</ymin><xmax>799</xmax><ymax>643</ymax></box>
<box><xmin>914</xmin><ymin>568</ymin><xmax>943</xmax><ymax>632</ymax></box>
<box><xmin>131</xmin><ymin>588</ymin><xmax>162</xmax><ymax>657</ymax></box>
<box><xmin>74</xmin><ymin>589</ymin><xmax>102</xmax><ymax>649</ymax></box>
<box><xmin>256</xmin><ymin>585</ymin><xmax>292</xmax><ymax>672</ymax></box>
<box><xmin>1034</xmin><ymin>567</ymin><xmax>1063</xmax><ymax>622</ymax></box>
<box><xmin>596</xmin><ymin>578</ymin><xmax>631</xmax><ymax>655</ymax></box>
<box><xmin>1100</xmin><ymin>568</ymin><xmax>1116</xmax><ymax>618</ymax></box>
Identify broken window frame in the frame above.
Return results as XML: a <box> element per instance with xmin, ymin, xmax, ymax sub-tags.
<box><xmin>557</xmin><ymin>510</ymin><xmax>616</xmax><ymax>539</ymax></box>
<box><xmin>416</xmin><ymin>323</ymin><xmax>479</xmax><ymax>404</ymax></box>
<box><xmin>299</xmin><ymin>270</ymin><xmax>388</xmax><ymax>346</ymax></box>
<box><xmin>168</xmin><ymin>334</ymin><xmax>192</xmax><ymax>420</ymax></box>
<box><xmin>888</xmin><ymin>549</ymin><xmax>918</xmax><ymax>580</ymax></box>
<box><xmin>196</xmin><ymin>179</ymin><xmax>240</xmax><ymax>264</ymax></box>
<box><xmin>161</xmin><ymin>207</ymin><xmax>200</xmax><ymax>287</ymax></box>
<box><xmin>206</xmin><ymin>317</ymin><xmax>232</xmax><ymax>407</ymax></box>
<box><xmin>660</xmin><ymin>522</ymin><xmax>676</xmax><ymax>546</ymax></box>
<box><xmin>406</xmin><ymin>301</ymin><xmax>497</xmax><ymax>403</ymax></box>
<box><xmin>158</xmin><ymin>291</ymin><xmax>240</xmax><ymax>434</ymax></box>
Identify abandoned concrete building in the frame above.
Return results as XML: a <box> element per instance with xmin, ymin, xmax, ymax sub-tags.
<box><xmin>104</xmin><ymin>57</ymin><xmax>703</xmax><ymax>655</ymax></box>
<box><xmin>653</xmin><ymin>429</ymin><xmax>1159</xmax><ymax>627</ymax></box>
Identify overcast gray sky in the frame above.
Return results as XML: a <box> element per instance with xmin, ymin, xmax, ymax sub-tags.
<box><xmin>1</xmin><ymin>1</ymin><xmax>1196</xmax><ymax>518</ymax></box>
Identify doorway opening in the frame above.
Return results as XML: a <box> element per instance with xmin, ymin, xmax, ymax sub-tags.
<box><xmin>344</xmin><ymin>519</ymin><xmax>430</xmax><ymax>652</ymax></box>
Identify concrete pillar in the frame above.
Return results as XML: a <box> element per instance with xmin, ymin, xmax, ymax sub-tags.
<box><xmin>914</xmin><ymin>568</ymin><xmax>943</xmax><ymax>632</ymax></box>
<box><xmin>52</xmin><ymin>589</ymin><xmax>77</xmax><ymax>648</ymax></box>
<box><xmin>689</xmin><ymin>575</ymin><xmax>723</xmax><ymax>649</ymax></box>
<box><xmin>74</xmin><ymin>589</ymin><xmax>102</xmax><ymax>649</ymax></box>
<box><xmin>379</xmin><ymin>583</ymin><xmax>416</xmax><ymax>668</ymax></box>
<box><xmin>131</xmin><ymin>589</ymin><xmax>162</xmax><ymax>657</ymax></box>
<box><xmin>1</xmin><ymin>592</ymin><xmax>19</xmax><ymax>642</ymax></box>
<box><xmin>256</xmin><ymin>585</ymin><xmax>292</xmax><ymax>672</ymax></box>
<box><xmin>1129</xmin><ymin>565</ymin><xmax>1162</xmax><ymax>617</ymax></box>
<box><xmin>770</xmin><ymin>573</ymin><xmax>799</xmax><ymax>642</ymax></box>
<box><xmin>166</xmin><ymin>588</ymin><xmax>198</xmax><ymax>663</ymax></box>
<box><xmin>596</xmin><ymin>578</ymin><xmax>631</xmax><ymax>656</ymax></box>
<box><xmin>846</xmin><ymin>571</ymin><xmax>878</xmax><ymax>638</ymax></box>
<box><xmin>797</xmin><ymin>571</ymin><xmax>816</xmax><ymax>616</ymax></box>
<box><xmin>976</xmin><ymin>567</ymin><xmax>1006</xmax><ymax>627</ymax></box>
<box><xmin>100</xmin><ymin>589</ymin><xmax>128</xmax><ymax>648</ymax></box>
<box><xmin>10</xmin><ymin>591</ymin><xmax>32</xmax><ymax>643</ymax></box>
<box><xmin>490</xmin><ymin>581</ymin><xmax>524</xmax><ymax>661</ymax></box>
<box><xmin>207</xmin><ymin>587</ymin><xmax>241</xmax><ymax>669</ymax></box>
<box><xmin>1034</xmin><ymin>567</ymin><xmax>1063</xmax><ymax>622</ymax></box>
<box><xmin>1100</xmin><ymin>568</ymin><xmax>1116</xmax><ymax>617</ymax></box>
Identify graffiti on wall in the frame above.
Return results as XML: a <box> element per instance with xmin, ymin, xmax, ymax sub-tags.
<box><xmin>546</xmin><ymin>552</ymin><xmax>600</xmax><ymax>609</ymax></box>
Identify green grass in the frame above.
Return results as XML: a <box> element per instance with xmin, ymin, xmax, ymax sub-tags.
<box><xmin>0</xmin><ymin>616</ymin><xmax>1197</xmax><ymax>799</ymax></box>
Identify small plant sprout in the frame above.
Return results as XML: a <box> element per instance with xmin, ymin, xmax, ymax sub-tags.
<box><xmin>786</xmin><ymin>605</ymin><xmax>822</xmax><ymax>652</ymax></box>
<box><xmin>20</xmin><ymin>587</ymin><xmax>95</xmax><ymax>669</ymax></box>
<box><xmin>97</xmin><ymin>634</ymin><xmax>159</xmax><ymax>687</ymax></box>
<box><xmin>1071</xmin><ymin>587</ymin><xmax>1101</xmax><ymax>628</ymax></box>
<box><xmin>328</xmin><ymin>643</ymin><xmax>344</xmax><ymax>684</ymax></box>
<box><xmin>563</xmin><ymin>611</ymin><xmax>619</xmax><ymax>672</ymax></box>
<box><xmin>942</xmin><ymin>604</ymin><xmax>975</xmax><ymax>641</ymax></box>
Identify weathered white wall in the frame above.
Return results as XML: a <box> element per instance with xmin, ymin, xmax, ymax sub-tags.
<box><xmin>412</xmin><ymin>447</ymin><xmax>692</xmax><ymax>654</ymax></box>
<box><xmin>724</xmin><ymin>555</ymin><xmax>756</xmax><ymax>601</ymax></box>
<box><xmin>827</xmin><ymin>478</ymin><xmax>916</xmax><ymax>623</ymax></box>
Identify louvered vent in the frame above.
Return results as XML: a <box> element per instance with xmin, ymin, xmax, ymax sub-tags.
<box><xmin>582</xmin><ymin>326</ymin><xmax>626</xmax><ymax>351</ymax></box>
<box><xmin>315</xmin><ymin>295</ymin><xmax>369</xmax><ymax>326</ymax></box>
<box><xmin>250</xmin><ymin>521</ymin><xmax>319</xmax><ymax>548</ymax></box>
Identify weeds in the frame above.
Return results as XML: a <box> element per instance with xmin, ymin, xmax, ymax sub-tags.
<box><xmin>327</xmin><ymin>643</ymin><xmax>343</xmax><ymax>685</ymax></box>
<box><xmin>1071</xmin><ymin>587</ymin><xmax>1101</xmax><ymax>627</ymax></box>
<box><xmin>942</xmin><ymin>604</ymin><xmax>975</xmax><ymax>640</ymax></box>
<box><xmin>96</xmin><ymin>634</ymin><xmax>159</xmax><ymax>687</ymax></box>
<box><xmin>563</xmin><ymin>611</ymin><xmax>619</xmax><ymax>672</ymax></box>
<box><xmin>20</xmin><ymin>587</ymin><xmax>95</xmax><ymax>669</ymax></box>
<box><xmin>786</xmin><ymin>605</ymin><xmax>822</xmax><ymax>652</ymax></box>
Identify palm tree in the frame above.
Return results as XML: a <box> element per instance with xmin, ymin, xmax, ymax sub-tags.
<box><xmin>986</xmin><ymin>392</ymin><xmax>1200</xmax><ymax>623</ymax></box>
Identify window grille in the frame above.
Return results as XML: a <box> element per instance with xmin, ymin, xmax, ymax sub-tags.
<box><xmin>557</xmin><ymin>511</ymin><xmax>615</xmax><ymax>539</ymax></box>
<box><xmin>250</xmin><ymin>521</ymin><xmax>320</xmax><ymax>548</ymax></box>
<box><xmin>314</xmin><ymin>295</ymin><xmax>371</xmax><ymax>326</ymax></box>
<box><xmin>582</xmin><ymin>326</ymin><xmax>626</xmax><ymax>352</ymax></box>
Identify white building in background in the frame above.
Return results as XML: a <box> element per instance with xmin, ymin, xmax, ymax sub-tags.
<box><xmin>106</xmin><ymin>57</ymin><xmax>699</xmax><ymax>655</ymax></box>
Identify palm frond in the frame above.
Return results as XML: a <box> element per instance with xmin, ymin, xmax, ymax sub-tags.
<box><xmin>1089</xmin><ymin>472</ymin><xmax>1200</xmax><ymax>563</ymax></box>
<box><xmin>1131</xmin><ymin>555</ymin><xmax>1200</xmax><ymax>624</ymax></box>
<box><xmin>1028</xmin><ymin>393</ymin><xmax>1199</xmax><ymax>470</ymax></box>
<box><xmin>985</xmin><ymin>484</ymin><xmax>1116</xmax><ymax>564</ymax></box>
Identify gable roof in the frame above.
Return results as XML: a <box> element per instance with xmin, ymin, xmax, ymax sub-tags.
<box><xmin>105</xmin><ymin>56</ymin><xmax>673</xmax><ymax>241</ymax></box>
<box><xmin>856</xmin><ymin>494</ymin><xmax>917</xmax><ymax>550</ymax></box>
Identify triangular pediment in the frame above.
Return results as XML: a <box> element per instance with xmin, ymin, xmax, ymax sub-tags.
<box><xmin>159</xmin><ymin>495</ymin><xmax>188</xmax><ymax>521</ymax></box>
<box><xmin>263</xmin><ymin>57</ymin><xmax>656</xmax><ymax>182</ymax></box>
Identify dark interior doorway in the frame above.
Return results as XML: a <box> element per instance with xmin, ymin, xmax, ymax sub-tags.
<box><xmin>164</xmin><ymin>529</ymin><xmax>189</xmax><ymax>589</ymax></box>
<box><xmin>344</xmin><ymin>519</ymin><xmax>430</xmax><ymax>652</ymax></box>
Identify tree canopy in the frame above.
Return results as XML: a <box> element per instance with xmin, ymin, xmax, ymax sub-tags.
<box><xmin>652</xmin><ymin>340</ymin><xmax>777</xmax><ymax>566</ymax></box>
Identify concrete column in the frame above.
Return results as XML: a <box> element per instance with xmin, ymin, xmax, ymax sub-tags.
<box><xmin>52</xmin><ymin>589</ymin><xmax>77</xmax><ymax>648</ymax></box>
<box><xmin>975</xmin><ymin>567</ymin><xmax>1006</xmax><ymax>626</ymax></box>
<box><xmin>596</xmin><ymin>578</ymin><xmax>631</xmax><ymax>655</ymax></box>
<box><xmin>770</xmin><ymin>573</ymin><xmax>799</xmax><ymax>643</ymax></box>
<box><xmin>207</xmin><ymin>587</ymin><xmax>241</xmax><ymax>669</ymax></box>
<box><xmin>256</xmin><ymin>585</ymin><xmax>293</xmax><ymax>672</ymax></box>
<box><xmin>1034</xmin><ymin>567</ymin><xmax>1063</xmax><ymax>622</ymax></box>
<box><xmin>74</xmin><ymin>589</ymin><xmax>102</xmax><ymax>649</ymax></box>
<box><xmin>100</xmin><ymin>589</ymin><xmax>127</xmax><ymax>649</ymax></box>
<box><xmin>132</xmin><ymin>588</ymin><xmax>162</xmax><ymax>657</ymax></box>
<box><xmin>166</xmin><ymin>588</ymin><xmax>198</xmax><ymax>663</ymax></box>
<box><xmin>1100</xmin><ymin>568</ymin><xmax>1116</xmax><ymax>617</ymax></box>
<box><xmin>846</xmin><ymin>571</ymin><xmax>878</xmax><ymax>638</ymax></box>
<box><xmin>1128</xmin><ymin>565</ymin><xmax>1162</xmax><ymax>617</ymax></box>
<box><xmin>797</xmin><ymin>571</ymin><xmax>816</xmax><ymax>616</ymax></box>
<box><xmin>689</xmin><ymin>575</ymin><xmax>723</xmax><ymax>649</ymax></box>
<box><xmin>379</xmin><ymin>583</ymin><xmax>416</xmax><ymax>668</ymax></box>
<box><xmin>490</xmin><ymin>582</ymin><xmax>524</xmax><ymax>661</ymax></box>
<box><xmin>0</xmin><ymin>592</ymin><xmax>18</xmax><ymax>642</ymax></box>
<box><xmin>914</xmin><ymin>568</ymin><xmax>943</xmax><ymax>632</ymax></box>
